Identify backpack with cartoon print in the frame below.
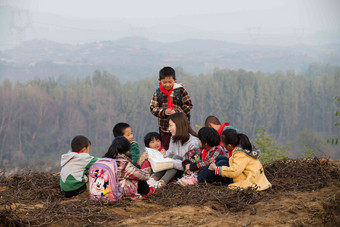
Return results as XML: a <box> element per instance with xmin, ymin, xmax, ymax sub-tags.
<box><xmin>89</xmin><ymin>158</ymin><xmax>123</xmax><ymax>201</ymax></box>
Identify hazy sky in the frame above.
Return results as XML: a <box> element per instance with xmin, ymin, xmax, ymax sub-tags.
<box><xmin>1</xmin><ymin>0</ymin><xmax>339</xmax><ymax>49</ymax></box>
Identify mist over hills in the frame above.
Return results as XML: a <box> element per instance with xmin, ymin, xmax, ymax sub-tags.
<box><xmin>1</xmin><ymin>37</ymin><xmax>340</xmax><ymax>83</ymax></box>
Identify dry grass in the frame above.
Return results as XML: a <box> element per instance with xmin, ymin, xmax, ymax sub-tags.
<box><xmin>0</xmin><ymin>157</ymin><xmax>338</xmax><ymax>226</ymax></box>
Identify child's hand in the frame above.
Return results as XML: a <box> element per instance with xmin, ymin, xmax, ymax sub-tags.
<box><xmin>165</xmin><ymin>108</ymin><xmax>176</xmax><ymax>116</ymax></box>
<box><xmin>146</xmin><ymin>167</ymin><xmax>152</xmax><ymax>174</ymax></box>
<box><xmin>209</xmin><ymin>162</ymin><xmax>217</xmax><ymax>171</ymax></box>
<box><xmin>185</xmin><ymin>164</ymin><xmax>192</xmax><ymax>174</ymax></box>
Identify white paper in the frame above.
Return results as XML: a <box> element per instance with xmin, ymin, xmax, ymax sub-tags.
<box><xmin>146</xmin><ymin>147</ymin><xmax>174</xmax><ymax>172</ymax></box>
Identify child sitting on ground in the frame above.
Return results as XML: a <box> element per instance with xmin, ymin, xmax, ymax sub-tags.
<box><xmin>137</xmin><ymin>132</ymin><xmax>166</xmax><ymax>171</ymax></box>
<box><xmin>204</xmin><ymin>115</ymin><xmax>239</xmax><ymax>135</ymax></box>
<box><xmin>178</xmin><ymin>127</ymin><xmax>230</xmax><ymax>186</ymax></box>
<box><xmin>103</xmin><ymin>136</ymin><xmax>154</xmax><ymax>200</ymax></box>
<box><xmin>209</xmin><ymin>129</ymin><xmax>272</xmax><ymax>191</ymax></box>
<box><xmin>205</xmin><ymin>115</ymin><xmax>239</xmax><ymax>157</ymax></box>
<box><xmin>113</xmin><ymin>122</ymin><xmax>140</xmax><ymax>166</ymax></box>
<box><xmin>60</xmin><ymin>135</ymin><xmax>98</xmax><ymax>198</ymax></box>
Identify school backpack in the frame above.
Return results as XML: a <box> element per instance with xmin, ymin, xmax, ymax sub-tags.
<box><xmin>89</xmin><ymin>158</ymin><xmax>122</xmax><ymax>201</ymax></box>
<box><xmin>156</xmin><ymin>87</ymin><xmax>191</xmax><ymax>121</ymax></box>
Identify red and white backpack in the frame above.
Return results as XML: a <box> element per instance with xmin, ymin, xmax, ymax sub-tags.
<box><xmin>89</xmin><ymin>158</ymin><xmax>123</xmax><ymax>201</ymax></box>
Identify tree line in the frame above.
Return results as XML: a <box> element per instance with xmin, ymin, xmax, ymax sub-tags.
<box><xmin>0</xmin><ymin>66</ymin><xmax>339</xmax><ymax>172</ymax></box>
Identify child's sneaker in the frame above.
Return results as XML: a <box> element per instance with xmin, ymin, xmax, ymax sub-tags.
<box><xmin>148</xmin><ymin>178</ymin><xmax>166</xmax><ymax>189</ymax></box>
<box><xmin>147</xmin><ymin>177</ymin><xmax>157</xmax><ymax>187</ymax></box>
<box><xmin>154</xmin><ymin>179</ymin><xmax>166</xmax><ymax>188</ymax></box>
<box><xmin>178</xmin><ymin>174</ymin><xmax>198</xmax><ymax>186</ymax></box>
<box><xmin>149</xmin><ymin>186</ymin><xmax>155</xmax><ymax>194</ymax></box>
<box><xmin>142</xmin><ymin>186</ymin><xmax>155</xmax><ymax>199</ymax></box>
<box><xmin>158</xmin><ymin>179</ymin><xmax>166</xmax><ymax>187</ymax></box>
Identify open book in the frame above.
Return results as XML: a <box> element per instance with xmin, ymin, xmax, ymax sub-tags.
<box><xmin>146</xmin><ymin>148</ymin><xmax>174</xmax><ymax>172</ymax></box>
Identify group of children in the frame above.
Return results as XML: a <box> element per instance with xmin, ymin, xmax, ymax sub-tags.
<box><xmin>60</xmin><ymin>66</ymin><xmax>272</xmax><ymax>200</ymax></box>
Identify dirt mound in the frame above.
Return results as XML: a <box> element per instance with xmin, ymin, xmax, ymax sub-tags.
<box><xmin>0</xmin><ymin>157</ymin><xmax>339</xmax><ymax>226</ymax></box>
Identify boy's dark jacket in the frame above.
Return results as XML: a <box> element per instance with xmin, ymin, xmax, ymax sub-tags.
<box><xmin>150</xmin><ymin>82</ymin><xmax>193</xmax><ymax>132</ymax></box>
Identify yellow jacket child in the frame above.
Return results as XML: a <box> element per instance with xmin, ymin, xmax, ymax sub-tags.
<box><xmin>209</xmin><ymin>129</ymin><xmax>271</xmax><ymax>191</ymax></box>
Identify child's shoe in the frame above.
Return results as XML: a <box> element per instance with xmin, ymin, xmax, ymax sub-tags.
<box><xmin>178</xmin><ymin>174</ymin><xmax>198</xmax><ymax>186</ymax></box>
<box><xmin>148</xmin><ymin>186</ymin><xmax>155</xmax><ymax>194</ymax></box>
<box><xmin>147</xmin><ymin>177</ymin><xmax>157</xmax><ymax>187</ymax></box>
<box><xmin>142</xmin><ymin>186</ymin><xmax>155</xmax><ymax>199</ymax></box>
<box><xmin>148</xmin><ymin>178</ymin><xmax>166</xmax><ymax>188</ymax></box>
<box><xmin>156</xmin><ymin>179</ymin><xmax>166</xmax><ymax>188</ymax></box>
<box><xmin>153</xmin><ymin>179</ymin><xmax>166</xmax><ymax>188</ymax></box>
<box><xmin>146</xmin><ymin>177</ymin><xmax>159</xmax><ymax>188</ymax></box>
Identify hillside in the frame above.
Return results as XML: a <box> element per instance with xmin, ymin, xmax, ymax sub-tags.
<box><xmin>1</xmin><ymin>38</ymin><xmax>340</xmax><ymax>82</ymax></box>
<box><xmin>0</xmin><ymin>158</ymin><xmax>339</xmax><ymax>226</ymax></box>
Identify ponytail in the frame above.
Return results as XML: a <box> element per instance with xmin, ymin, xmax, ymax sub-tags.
<box><xmin>238</xmin><ymin>133</ymin><xmax>252</xmax><ymax>151</ymax></box>
<box><xmin>221</xmin><ymin>129</ymin><xmax>252</xmax><ymax>151</ymax></box>
<box><xmin>104</xmin><ymin>136</ymin><xmax>131</xmax><ymax>159</ymax></box>
<box><xmin>104</xmin><ymin>144</ymin><xmax>119</xmax><ymax>159</ymax></box>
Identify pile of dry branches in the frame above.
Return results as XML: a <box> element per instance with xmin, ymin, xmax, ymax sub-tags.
<box><xmin>0</xmin><ymin>157</ymin><xmax>338</xmax><ymax>226</ymax></box>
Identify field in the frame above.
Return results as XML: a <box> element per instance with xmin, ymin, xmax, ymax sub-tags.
<box><xmin>1</xmin><ymin>158</ymin><xmax>339</xmax><ymax>226</ymax></box>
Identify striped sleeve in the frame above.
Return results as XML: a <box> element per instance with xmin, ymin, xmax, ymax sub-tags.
<box><xmin>180</xmin><ymin>87</ymin><xmax>193</xmax><ymax>115</ymax></box>
<box><xmin>150</xmin><ymin>92</ymin><xmax>165</xmax><ymax>118</ymax></box>
<box><xmin>196</xmin><ymin>146</ymin><xmax>225</xmax><ymax>170</ymax></box>
<box><xmin>123</xmin><ymin>162</ymin><xmax>150</xmax><ymax>181</ymax></box>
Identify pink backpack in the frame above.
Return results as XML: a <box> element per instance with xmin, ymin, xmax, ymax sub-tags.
<box><xmin>89</xmin><ymin>158</ymin><xmax>123</xmax><ymax>201</ymax></box>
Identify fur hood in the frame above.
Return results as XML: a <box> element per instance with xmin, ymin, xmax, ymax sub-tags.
<box><xmin>233</xmin><ymin>146</ymin><xmax>261</xmax><ymax>159</ymax></box>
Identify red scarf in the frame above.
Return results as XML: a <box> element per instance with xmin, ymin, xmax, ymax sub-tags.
<box><xmin>228</xmin><ymin>147</ymin><xmax>237</xmax><ymax>158</ymax></box>
<box><xmin>159</xmin><ymin>82</ymin><xmax>174</xmax><ymax>109</ymax></box>
<box><xmin>217</xmin><ymin>122</ymin><xmax>233</xmax><ymax>157</ymax></box>
<box><xmin>217</xmin><ymin>122</ymin><xmax>230</xmax><ymax>136</ymax></box>
<box><xmin>201</xmin><ymin>147</ymin><xmax>212</xmax><ymax>160</ymax></box>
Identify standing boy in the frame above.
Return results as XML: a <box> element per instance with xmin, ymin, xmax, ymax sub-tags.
<box><xmin>150</xmin><ymin>66</ymin><xmax>193</xmax><ymax>150</ymax></box>
<box><xmin>113</xmin><ymin>122</ymin><xmax>140</xmax><ymax>166</ymax></box>
<box><xmin>60</xmin><ymin>135</ymin><xmax>98</xmax><ymax>198</ymax></box>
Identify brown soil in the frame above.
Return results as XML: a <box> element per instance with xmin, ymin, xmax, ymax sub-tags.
<box><xmin>0</xmin><ymin>158</ymin><xmax>339</xmax><ymax>226</ymax></box>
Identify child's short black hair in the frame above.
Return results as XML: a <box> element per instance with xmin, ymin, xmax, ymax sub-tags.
<box><xmin>159</xmin><ymin>66</ymin><xmax>176</xmax><ymax>80</ymax></box>
<box><xmin>113</xmin><ymin>122</ymin><xmax>130</xmax><ymax>137</ymax></box>
<box><xmin>204</xmin><ymin>115</ymin><xmax>221</xmax><ymax>127</ymax></box>
<box><xmin>198</xmin><ymin>127</ymin><xmax>220</xmax><ymax>147</ymax></box>
<box><xmin>144</xmin><ymin>132</ymin><xmax>162</xmax><ymax>147</ymax></box>
<box><xmin>71</xmin><ymin>135</ymin><xmax>91</xmax><ymax>152</ymax></box>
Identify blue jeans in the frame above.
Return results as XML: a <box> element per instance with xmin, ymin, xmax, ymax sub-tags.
<box><xmin>197</xmin><ymin>155</ymin><xmax>230</xmax><ymax>183</ymax></box>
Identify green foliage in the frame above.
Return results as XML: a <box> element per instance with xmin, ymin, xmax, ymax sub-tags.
<box><xmin>195</xmin><ymin>124</ymin><xmax>202</xmax><ymax>131</ymax></box>
<box><xmin>254</xmin><ymin>127</ymin><xmax>290</xmax><ymax>164</ymax></box>
<box><xmin>327</xmin><ymin>138</ymin><xmax>339</xmax><ymax>145</ymax></box>
<box><xmin>300</xmin><ymin>146</ymin><xmax>314</xmax><ymax>158</ymax></box>
<box><xmin>327</xmin><ymin>96</ymin><xmax>340</xmax><ymax>145</ymax></box>
<box><xmin>296</xmin><ymin>129</ymin><xmax>330</xmax><ymax>157</ymax></box>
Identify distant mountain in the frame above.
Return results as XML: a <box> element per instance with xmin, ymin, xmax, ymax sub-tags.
<box><xmin>1</xmin><ymin>37</ymin><xmax>340</xmax><ymax>82</ymax></box>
